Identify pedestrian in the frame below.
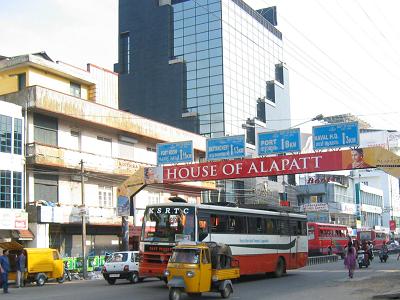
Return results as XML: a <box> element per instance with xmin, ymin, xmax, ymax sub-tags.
<box><xmin>16</xmin><ymin>250</ymin><xmax>26</xmax><ymax>288</ymax></box>
<box><xmin>344</xmin><ymin>244</ymin><xmax>357</xmax><ymax>279</ymax></box>
<box><xmin>0</xmin><ymin>249</ymin><xmax>10</xmax><ymax>293</ymax></box>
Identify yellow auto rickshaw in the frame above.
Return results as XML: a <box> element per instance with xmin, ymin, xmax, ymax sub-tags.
<box><xmin>0</xmin><ymin>241</ymin><xmax>64</xmax><ymax>286</ymax></box>
<box><xmin>164</xmin><ymin>242</ymin><xmax>239</xmax><ymax>300</ymax></box>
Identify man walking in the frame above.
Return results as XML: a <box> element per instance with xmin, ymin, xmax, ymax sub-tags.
<box><xmin>16</xmin><ymin>250</ymin><xmax>26</xmax><ymax>288</ymax></box>
<box><xmin>0</xmin><ymin>249</ymin><xmax>10</xmax><ymax>293</ymax></box>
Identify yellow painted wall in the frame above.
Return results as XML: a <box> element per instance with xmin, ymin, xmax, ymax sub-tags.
<box><xmin>28</xmin><ymin>68</ymin><xmax>89</xmax><ymax>99</ymax></box>
<box><xmin>0</xmin><ymin>67</ymin><xmax>29</xmax><ymax>95</ymax></box>
<box><xmin>0</xmin><ymin>66</ymin><xmax>90</xmax><ymax>99</ymax></box>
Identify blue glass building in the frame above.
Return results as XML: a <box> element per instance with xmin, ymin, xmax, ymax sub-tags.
<box><xmin>116</xmin><ymin>0</ymin><xmax>291</xmax><ymax>140</ymax></box>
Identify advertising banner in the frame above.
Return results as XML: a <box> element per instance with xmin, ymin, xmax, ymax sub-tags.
<box><xmin>117</xmin><ymin>196</ymin><xmax>130</xmax><ymax>216</ymax></box>
<box><xmin>0</xmin><ymin>210</ymin><xmax>28</xmax><ymax>230</ymax></box>
<box><xmin>206</xmin><ymin>135</ymin><xmax>245</xmax><ymax>161</ymax></box>
<box><xmin>160</xmin><ymin>147</ymin><xmax>400</xmax><ymax>183</ymax></box>
<box><xmin>312</xmin><ymin>122</ymin><xmax>359</xmax><ymax>150</ymax></box>
<box><xmin>257</xmin><ymin>128</ymin><xmax>301</xmax><ymax>155</ymax></box>
<box><xmin>156</xmin><ymin>141</ymin><xmax>193</xmax><ymax>165</ymax></box>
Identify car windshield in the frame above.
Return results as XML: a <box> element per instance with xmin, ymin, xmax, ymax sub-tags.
<box><xmin>141</xmin><ymin>207</ymin><xmax>195</xmax><ymax>242</ymax></box>
<box><xmin>107</xmin><ymin>253</ymin><xmax>128</xmax><ymax>263</ymax></box>
<box><xmin>169</xmin><ymin>249</ymin><xmax>200</xmax><ymax>264</ymax></box>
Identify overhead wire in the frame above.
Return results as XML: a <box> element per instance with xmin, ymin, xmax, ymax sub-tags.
<box><xmin>192</xmin><ymin>0</ymin><xmax>399</xmax><ymax>129</ymax></box>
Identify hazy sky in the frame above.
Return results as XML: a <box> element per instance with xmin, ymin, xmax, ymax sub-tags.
<box><xmin>1</xmin><ymin>0</ymin><xmax>399</xmax><ymax>133</ymax></box>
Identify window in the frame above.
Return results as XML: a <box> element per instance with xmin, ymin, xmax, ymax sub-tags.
<box><xmin>265</xmin><ymin>218</ymin><xmax>276</xmax><ymax>234</ymax></box>
<box><xmin>17</xmin><ymin>73</ymin><xmax>26</xmax><ymax>91</ymax></box>
<box><xmin>227</xmin><ymin>216</ymin><xmax>246</xmax><ymax>233</ymax></box>
<box><xmin>119</xmin><ymin>31</ymin><xmax>130</xmax><ymax>74</ymax></box>
<box><xmin>97</xmin><ymin>136</ymin><xmax>112</xmax><ymax>157</ymax></box>
<box><xmin>256</xmin><ymin>100</ymin><xmax>266</xmax><ymax>123</ymax></box>
<box><xmin>13</xmin><ymin>171</ymin><xmax>22</xmax><ymax>209</ymax></box>
<box><xmin>248</xmin><ymin>217</ymin><xmax>265</xmax><ymax>234</ymax></box>
<box><xmin>275</xmin><ymin>64</ymin><xmax>284</xmax><ymax>85</ymax></box>
<box><xmin>70</xmin><ymin>131</ymin><xmax>81</xmax><ymax>151</ymax></box>
<box><xmin>70</xmin><ymin>82</ymin><xmax>81</xmax><ymax>98</ymax></box>
<box><xmin>0</xmin><ymin>171</ymin><xmax>11</xmax><ymax>208</ymax></box>
<box><xmin>99</xmin><ymin>186</ymin><xmax>113</xmax><ymax>208</ymax></box>
<box><xmin>0</xmin><ymin>115</ymin><xmax>12</xmax><ymax>153</ymax></box>
<box><xmin>266</xmin><ymin>81</ymin><xmax>275</xmax><ymax>103</ymax></box>
<box><xmin>34</xmin><ymin>114</ymin><xmax>58</xmax><ymax>146</ymax></box>
<box><xmin>34</xmin><ymin>174</ymin><xmax>58</xmax><ymax>203</ymax></box>
<box><xmin>14</xmin><ymin>119</ymin><xmax>22</xmax><ymax>155</ymax></box>
<box><xmin>211</xmin><ymin>214</ymin><xmax>228</xmax><ymax>233</ymax></box>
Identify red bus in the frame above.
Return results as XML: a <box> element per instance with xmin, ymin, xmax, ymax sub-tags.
<box><xmin>140</xmin><ymin>203</ymin><xmax>308</xmax><ymax>279</ymax></box>
<box><xmin>357</xmin><ymin>229</ymin><xmax>389</xmax><ymax>250</ymax></box>
<box><xmin>307</xmin><ymin>222</ymin><xmax>348</xmax><ymax>257</ymax></box>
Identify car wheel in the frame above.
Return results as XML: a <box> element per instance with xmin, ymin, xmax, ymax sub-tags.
<box><xmin>221</xmin><ymin>284</ymin><xmax>232</xmax><ymax>299</ymax></box>
<box><xmin>169</xmin><ymin>288</ymin><xmax>182</xmax><ymax>300</ymax></box>
<box><xmin>107</xmin><ymin>278</ymin><xmax>117</xmax><ymax>285</ymax></box>
<box><xmin>129</xmin><ymin>272</ymin><xmax>139</xmax><ymax>284</ymax></box>
<box><xmin>36</xmin><ymin>273</ymin><xmax>47</xmax><ymax>286</ymax></box>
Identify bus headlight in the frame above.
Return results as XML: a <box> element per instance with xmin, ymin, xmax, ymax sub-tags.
<box><xmin>186</xmin><ymin>271</ymin><xmax>195</xmax><ymax>278</ymax></box>
<box><xmin>164</xmin><ymin>270</ymin><xmax>170</xmax><ymax>277</ymax></box>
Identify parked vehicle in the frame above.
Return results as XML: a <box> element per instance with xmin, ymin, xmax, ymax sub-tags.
<box><xmin>102</xmin><ymin>251</ymin><xmax>141</xmax><ymax>285</ymax></box>
<box><xmin>0</xmin><ymin>241</ymin><xmax>64</xmax><ymax>286</ymax></box>
<box><xmin>357</xmin><ymin>250</ymin><xmax>370</xmax><ymax>268</ymax></box>
<box><xmin>62</xmin><ymin>261</ymin><xmax>72</xmax><ymax>281</ymax></box>
<box><xmin>165</xmin><ymin>242</ymin><xmax>240</xmax><ymax>300</ymax></box>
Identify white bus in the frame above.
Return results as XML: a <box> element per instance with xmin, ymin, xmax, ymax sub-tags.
<box><xmin>139</xmin><ymin>203</ymin><xmax>308</xmax><ymax>278</ymax></box>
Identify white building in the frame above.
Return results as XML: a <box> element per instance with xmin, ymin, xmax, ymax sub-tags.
<box><xmin>0</xmin><ymin>101</ymin><xmax>28</xmax><ymax>242</ymax></box>
<box><xmin>0</xmin><ymin>53</ymin><xmax>208</xmax><ymax>255</ymax></box>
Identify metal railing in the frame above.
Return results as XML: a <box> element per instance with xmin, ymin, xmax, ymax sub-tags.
<box><xmin>307</xmin><ymin>255</ymin><xmax>339</xmax><ymax>266</ymax></box>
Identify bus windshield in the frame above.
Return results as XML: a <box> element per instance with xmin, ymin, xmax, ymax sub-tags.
<box><xmin>141</xmin><ymin>206</ymin><xmax>195</xmax><ymax>243</ymax></box>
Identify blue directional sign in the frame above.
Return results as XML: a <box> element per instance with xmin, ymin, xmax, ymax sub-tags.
<box><xmin>312</xmin><ymin>122</ymin><xmax>359</xmax><ymax>150</ymax></box>
<box><xmin>157</xmin><ymin>141</ymin><xmax>193</xmax><ymax>165</ymax></box>
<box><xmin>206</xmin><ymin>135</ymin><xmax>245</xmax><ymax>161</ymax></box>
<box><xmin>257</xmin><ymin>128</ymin><xmax>301</xmax><ymax>155</ymax></box>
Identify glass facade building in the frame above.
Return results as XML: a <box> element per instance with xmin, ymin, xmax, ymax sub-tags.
<box><xmin>118</xmin><ymin>0</ymin><xmax>291</xmax><ymax>138</ymax></box>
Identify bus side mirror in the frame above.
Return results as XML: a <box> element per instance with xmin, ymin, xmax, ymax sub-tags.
<box><xmin>199</xmin><ymin>231</ymin><xmax>208</xmax><ymax>241</ymax></box>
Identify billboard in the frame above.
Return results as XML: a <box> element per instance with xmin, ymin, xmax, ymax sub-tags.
<box><xmin>156</xmin><ymin>141</ymin><xmax>193</xmax><ymax>165</ymax></box>
<box><xmin>160</xmin><ymin>146</ymin><xmax>400</xmax><ymax>183</ymax></box>
<box><xmin>257</xmin><ymin>128</ymin><xmax>301</xmax><ymax>155</ymax></box>
<box><xmin>312</xmin><ymin>122</ymin><xmax>359</xmax><ymax>150</ymax></box>
<box><xmin>206</xmin><ymin>135</ymin><xmax>245</xmax><ymax>161</ymax></box>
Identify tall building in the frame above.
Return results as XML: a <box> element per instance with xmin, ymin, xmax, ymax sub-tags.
<box><xmin>116</xmin><ymin>0</ymin><xmax>291</xmax><ymax>138</ymax></box>
<box><xmin>0</xmin><ymin>52</ymin><xmax>209</xmax><ymax>253</ymax></box>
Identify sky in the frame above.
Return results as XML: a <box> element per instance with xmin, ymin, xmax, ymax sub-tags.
<box><xmin>1</xmin><ymin>0</ymin><xmax>399</xmax><ymax>134</ymax></box>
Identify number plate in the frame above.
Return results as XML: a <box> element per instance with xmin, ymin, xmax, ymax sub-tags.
<box><xmin>109</xmin><ymin>274</ymin><xmax>120</xmax><ymax>278</ymax></box>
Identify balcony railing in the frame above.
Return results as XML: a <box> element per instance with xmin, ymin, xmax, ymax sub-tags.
<box><xmin>26</xmin><ymin>142</ymin><xmax>145</xmax><ymax>176</ymax></box>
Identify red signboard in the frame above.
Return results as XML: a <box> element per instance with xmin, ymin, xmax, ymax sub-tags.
<box><xmin>390</xmin><ymin>220</ymin><xmax>396</xmax><ymax>231</ymax></box>
<box><xmin>163</xmin><ymin>151</ymin><xmax>344</xmax><ymax>183</ymax></box>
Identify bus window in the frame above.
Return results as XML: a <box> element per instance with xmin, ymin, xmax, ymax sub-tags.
<box><xmin>198</xmin><ymin>218</ymin><xmax>209</xmax><ymax>241</ymax></box>
<box><xmin>265</xmin><ymin>219</ymin><xmax>276</xmax><ymax>235</ymax></box>
<box><xmin>211</xmin><ymin>214</ymin><xmax>228</xmax><ymax>233</ymax></box>
<box><xmin>228</xmin><ymin>216</ymin><xmax>246</xmax><ymax>233</ymax></box>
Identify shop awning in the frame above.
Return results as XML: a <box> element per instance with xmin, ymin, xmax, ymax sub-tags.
<box><xmin>12</xmin><ymin>229</ymin><xmax>34</xmax><ymax>241</ymax></box>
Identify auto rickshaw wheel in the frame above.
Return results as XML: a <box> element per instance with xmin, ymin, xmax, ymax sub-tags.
<box><xmin>107</xmin><ymin>278</ymin><xmax>117</xmax><ymax>285</ymax></box>
<box><xmin>36</xmin><ymin>273</ymin><xmax>47</xmax><ymax>286</ymax></box>
<box><xmin>169</xmin><ymin>287</ymin><xmax>182</xmax><ymax>300</ymax></box>
<box><xmin>221</xmin><ymin>284</ymin><xmax>232</xmax><ymax>298</ymax></box>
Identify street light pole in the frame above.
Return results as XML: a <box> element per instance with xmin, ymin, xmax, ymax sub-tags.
<box><xmin>80</xmin><ymin>159</ymin><xmax>87</xmax><ymax>279</ymax></box>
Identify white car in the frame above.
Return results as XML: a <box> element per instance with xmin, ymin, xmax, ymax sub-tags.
<box><xmin>102</xmin><ymin>251</ymin><xmax>141</xmax><ymax>285</ymax></box>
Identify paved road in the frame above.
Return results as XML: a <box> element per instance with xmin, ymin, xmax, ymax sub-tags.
<box><xmin>2</xmin><ymin>255</ymin><xmax>400</xmax><ymax>300</ymax></box>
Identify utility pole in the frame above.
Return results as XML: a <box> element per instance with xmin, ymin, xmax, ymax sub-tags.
<box><xmin>80</xmin><ymin>159</ymin><xmax>87</xmax><ymax>279</ymax></box>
